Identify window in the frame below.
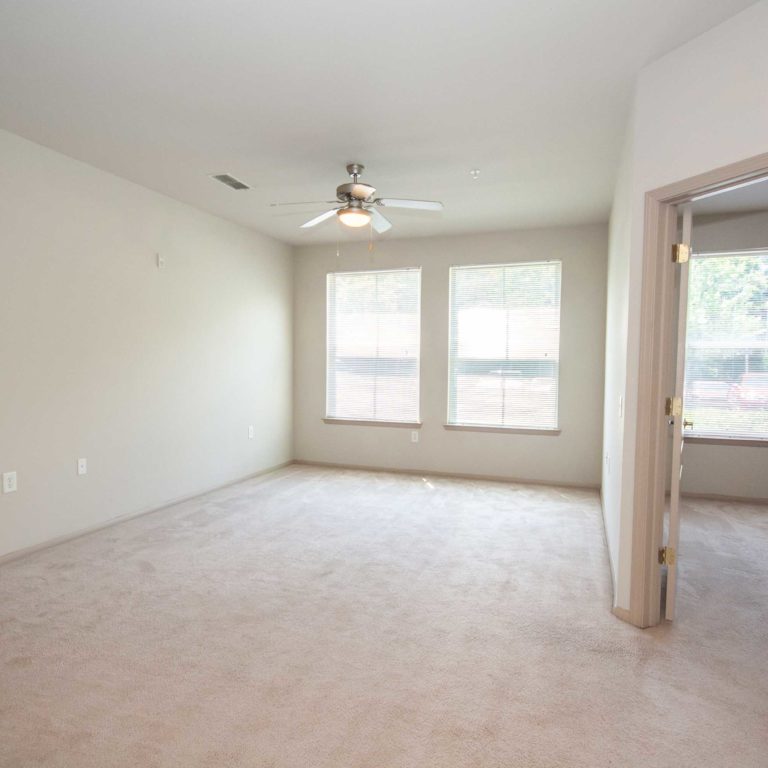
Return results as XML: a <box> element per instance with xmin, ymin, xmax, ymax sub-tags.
<box><xmin>684</xmin><ymin>250</ymin><xmax>768</xmax><ymax>440</ymax></box>
<box><xmin>448</xmin><ymin>261</ymin><xmax>561</xmax><ymax>430</ymax></box>
<box><xmin>326</xmin><ymin>268</ymin><xmax>421</xmax><ymax>423</ymax></box>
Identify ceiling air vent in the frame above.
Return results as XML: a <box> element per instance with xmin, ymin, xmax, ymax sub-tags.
<box><xmin>211</xmin><ymin>173</ymin><xmax>250</xmax><ymax>191</ymax></box>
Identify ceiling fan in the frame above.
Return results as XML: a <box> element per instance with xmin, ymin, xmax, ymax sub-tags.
<box><xmin>270</xmin><ymin>163</ymin><xmax>443</xmax><ymax>233</ymax></box>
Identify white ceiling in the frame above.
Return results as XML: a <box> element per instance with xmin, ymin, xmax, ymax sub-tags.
<box><xmin>0</xmin><ymin>0</ymin><xmax>757</xmax><ymax>245</ymax></box>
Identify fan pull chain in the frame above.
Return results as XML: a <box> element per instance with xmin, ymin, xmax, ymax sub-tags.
<box><xmin>368</xmin><ymin>220</ymin><xmax>375</xmax><ymax>254</ymax></box>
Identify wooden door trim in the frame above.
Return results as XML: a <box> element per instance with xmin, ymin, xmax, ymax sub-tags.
<box><xmin>628</xmin><ymin>151</ymin><xmax>768</xmax><ymax>627</ymax></box>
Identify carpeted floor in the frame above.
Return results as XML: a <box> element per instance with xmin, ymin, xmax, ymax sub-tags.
<box><xmin>1</xmin><ymin>465</ymin><xmax>766</xmax><ymax>767</ymax></box>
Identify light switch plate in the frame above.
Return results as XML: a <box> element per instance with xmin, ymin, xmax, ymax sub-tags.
<box><xmin>3</xmin><ymin>471</ymin><xmax>17</xmax><ymax>493</ymax></box>
<box><xmin>77</xmin><ymin>458</ymin><xmax>87</xmax><ymax>476</ymax></box>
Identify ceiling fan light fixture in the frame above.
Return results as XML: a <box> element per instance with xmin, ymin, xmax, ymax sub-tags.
<box><xmin>285</xmin><ymin>163</ymin><xmax>444</xmax><ymax>232</ymax></box>
<box><xmin>337</xmin><ymin>207</ymin><xmax>371</xmax><ymax>228</ymax></box>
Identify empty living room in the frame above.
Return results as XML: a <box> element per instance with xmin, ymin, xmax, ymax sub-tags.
<box><xmin>1</xmin><ymin>1</ymin><xmax>767</xmax><ymax>766</ymax></box>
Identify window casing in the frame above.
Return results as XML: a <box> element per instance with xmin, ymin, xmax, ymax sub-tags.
<box><xmin>448</xmin><ymin>261</ymin><xmax>561</xmax><ymax>430</ymax></box>
<box><xmin>684</xmin><ymin>250</ymin><xmax>768</xmax><ymax>440</ymax></box>
<box><xmin>326</xmin><ymin>268</ymin><xmax>421</xmax><ymax>424</ymax></box>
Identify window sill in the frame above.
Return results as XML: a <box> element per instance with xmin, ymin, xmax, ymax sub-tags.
<box><xmin>323</xmin><ymin>418</ymin><xmax>422</xmax><ymax>429</ymax></box>
<box><xmin>685</xmin><ymin>435</ymin><xmax>768</xmax><ymax>448</ymax></box>
<box><xmin>443</xmin><ymin>424</ymin><xmax>561</xmax><ymax>435</ymax></box>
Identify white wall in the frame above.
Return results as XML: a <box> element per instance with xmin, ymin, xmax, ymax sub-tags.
<box><xmin>683</xmin><ymin>210</ymin><xmax>768</xmax><ymax>500</ymax></box>
<box><xmin>0</xmin><ymin>129</ymin><xmax>293</xmax><ymax>558</ymax></box>
<box><xmin>294</xmin><ymin>225</ymin><xmax>607</xmax><ymax>487</ymax></box>
<box><xmin>604</xmin><ymin>1</ymin><xmax>768</xmax><ymax>610</ymax></box>
<box><xmin>601</xmin><ymin>123</ymin><xmax>634</xmax><ymax>601</ymax></box>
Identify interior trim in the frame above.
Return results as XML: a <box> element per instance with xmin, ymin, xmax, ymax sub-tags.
<box><xmin>295</xmin><ymin>459</ymin><xmax>598</xmax><ymax>491</ymax></box>
<box><xmin>685</xmin><ymin>435</ymin><xmax>768</xmax><ymax>448</ymax></box>
<box><xmin>630</xmin><ymin>149</ymin><xmax>768</xmax><ymax>630</ymax></box>
<box><xmin>681</xmin><ymin>490</ymin><xmax>768</xmax><ymax>505</ymax></box>
<box><xmin>443</xmin><ymin>424</ymin><xmax>561</xmax><ymax>435</ymax></box>
<box><xmin>323</xmin><ymin>418</ymin><xmax>422</xmax><ymax>428</ymax></box>
<box><xmin>612</xmin><ymin>606</ymin><xmax>633</xmax><ymax>623</ymax></box>
<box><xmin>0</xmin><ymin>460</ymin><xmax>295</xmax><ymax>566</ymax></box>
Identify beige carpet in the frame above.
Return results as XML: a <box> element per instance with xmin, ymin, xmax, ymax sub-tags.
<box><xmin>1</xmin><ymin>465</ymin><xmax>766</xmax><ymax>767</ymax></box>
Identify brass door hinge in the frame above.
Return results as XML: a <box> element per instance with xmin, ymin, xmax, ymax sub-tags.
<box><xmin>658</xmin><ymin>546</ymin><xmax>676</xmax><ymax>566</ymax></box>
<box><xmin>665</xmin><ymin>397</ymin><xmax>682</xmax><ymax>417</ymax></box>
<box><xmin>672</xmin><ymin>243</ymin><xmax>690</xmax><ymax>263</ymax></box>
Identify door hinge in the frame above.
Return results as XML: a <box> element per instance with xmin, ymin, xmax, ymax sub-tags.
<box><xmin>672</xmin><ymin>243</ymin><xmax>690</xmax><ymax>263</ymax></box>
<box><xmin>658</xmin><ymin>546</ymin><xmax>676</xmax><ymax>566</ymax></box>
<box><xmin>665</xmin><ymin>397</ymin><xmax>682</xmax><ymax>417</ymax></box>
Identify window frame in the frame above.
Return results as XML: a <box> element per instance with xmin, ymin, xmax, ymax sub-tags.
<box><xmin>445</xmin><ymin>259</ymin><xmax>562</xmax><ymax>433</ymax></box>
<box><xmin>325</xmin><ymin>266</ymin><xmax>422</xmax><ymax>427</ymax></box>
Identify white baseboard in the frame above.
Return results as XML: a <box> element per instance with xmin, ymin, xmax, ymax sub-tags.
<box><xmin>681</xmin><ymin>490</ymin><xmax>768</xmax><ymax>505</ymax></box>
<box><xmin>294</xmin><ymin>459</ymin><xmax>599</xmax><ymax>492</ymax></box>
<box><xmin>0</xmin><ymin>460</ymin><xmax>294</xmax><ymax>566</ymax></box>
<box><xmin>1</xmin><ymin>458</ymin><xmax>603</xmax><ymax>566</ymax></box>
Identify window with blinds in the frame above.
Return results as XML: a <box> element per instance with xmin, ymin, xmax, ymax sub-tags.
<box><xmin>448</xmin><ymin>261</ymin><xmax>561</xmax><ymax>429</ymax></box>
<box><xmin>326</xmin><ymin>268</ymin><xmax>421</xmax><ymax>423</ymax></box>
<box><xmin>684</xmin><ymin>250</ymin><xmax>768</xmax><ymax>439</ymax></box>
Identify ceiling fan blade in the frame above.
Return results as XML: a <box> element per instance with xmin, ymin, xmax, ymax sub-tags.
<box><xmin>270</xmin><ymin>200</ymin><xmax>337</xmax><ymax>207</ymax></box>
<box><xmin>300</xmin><ymin>209</ymin><xmax>339</xmax><ymax>228</ymax></box>
<box><xmin>375</xmin><ymin>198</ymin><xmax>443</xmax><ymax>211</ymax></box>
<box><xmin>370</xmin><ymin>208</ymin><xmax>392</xmax><ymax>234</ymax></box>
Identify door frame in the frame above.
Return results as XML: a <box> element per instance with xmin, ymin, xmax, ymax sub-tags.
<box><xmin>629</xmin><ymin>151</ymin><xmax>768</xmax><ymax>628</ymax></box>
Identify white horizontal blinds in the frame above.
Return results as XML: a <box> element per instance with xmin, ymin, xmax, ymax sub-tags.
<box><xmin>684</xmin><ymin>251</ymin><xmax>768</xmax><ymax>439</ymax></box>
<box><xmin>448</xmin><ymin>261</ymin><xmax>561</xmax><ymax>429</ymax></box>
<box><xmin>327</xmin><ymin>268</ymin><xmax>421</xmax><ymax>422</ymax></box>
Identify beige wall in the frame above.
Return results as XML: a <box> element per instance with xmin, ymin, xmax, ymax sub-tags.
<box><xmin>692</xmin><ymin>211</ymin><xmax>768</xmax><ymax>254</ymax></box>
<box><xmin>604</xmin><ymin>1</ymin><xmax>768</xmax><ymax>609</ymax></box>
<box><xmin>293</xmin><ymin>225</ymin><xmax>607</xmax><ymax>487</ymax></box>
<box><xmin>0</xmin><ymin>129</ymin><xmax>293</xmax><ymax>558</ymax></box>
<box><xmin>682</xmin><ymin>210</ymin><xmax>768</xmax><ymax>500</ymax></box>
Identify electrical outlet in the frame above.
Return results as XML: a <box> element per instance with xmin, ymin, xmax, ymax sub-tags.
<box><xmin>248</xmin><ymin>425</ymin><xmax>255</xmax><ymax>439</ymax></box>
<box><xmin>77</xmin><ymin>458</ymin><xmax>87</xmax><ymax>476</ymax></box>
<box><xmin>3</xmin><ymin>471</ymin><xmax>17</xmax><ymax>494</ymax></box>
<box><xmin>411</xmin><ymin>430</ymin><xmax>419</xmax><ymax>443</ymax></box>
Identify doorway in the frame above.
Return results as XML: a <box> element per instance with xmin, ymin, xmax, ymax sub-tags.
<box><xmin>629</xmin><ymin>151</ymin><xmax>768</xmax><ymax>628</ymax></box>
<box><xmin>660</xmin><ymin>182</ymin><xmax>768</xmax><ymax>620</ymax></box>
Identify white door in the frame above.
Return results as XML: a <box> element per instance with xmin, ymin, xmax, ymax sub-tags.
<box><xmin>664</xmin><ymin>204</ymin><xmax>692</xmax><ymax>621</ymax></box>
